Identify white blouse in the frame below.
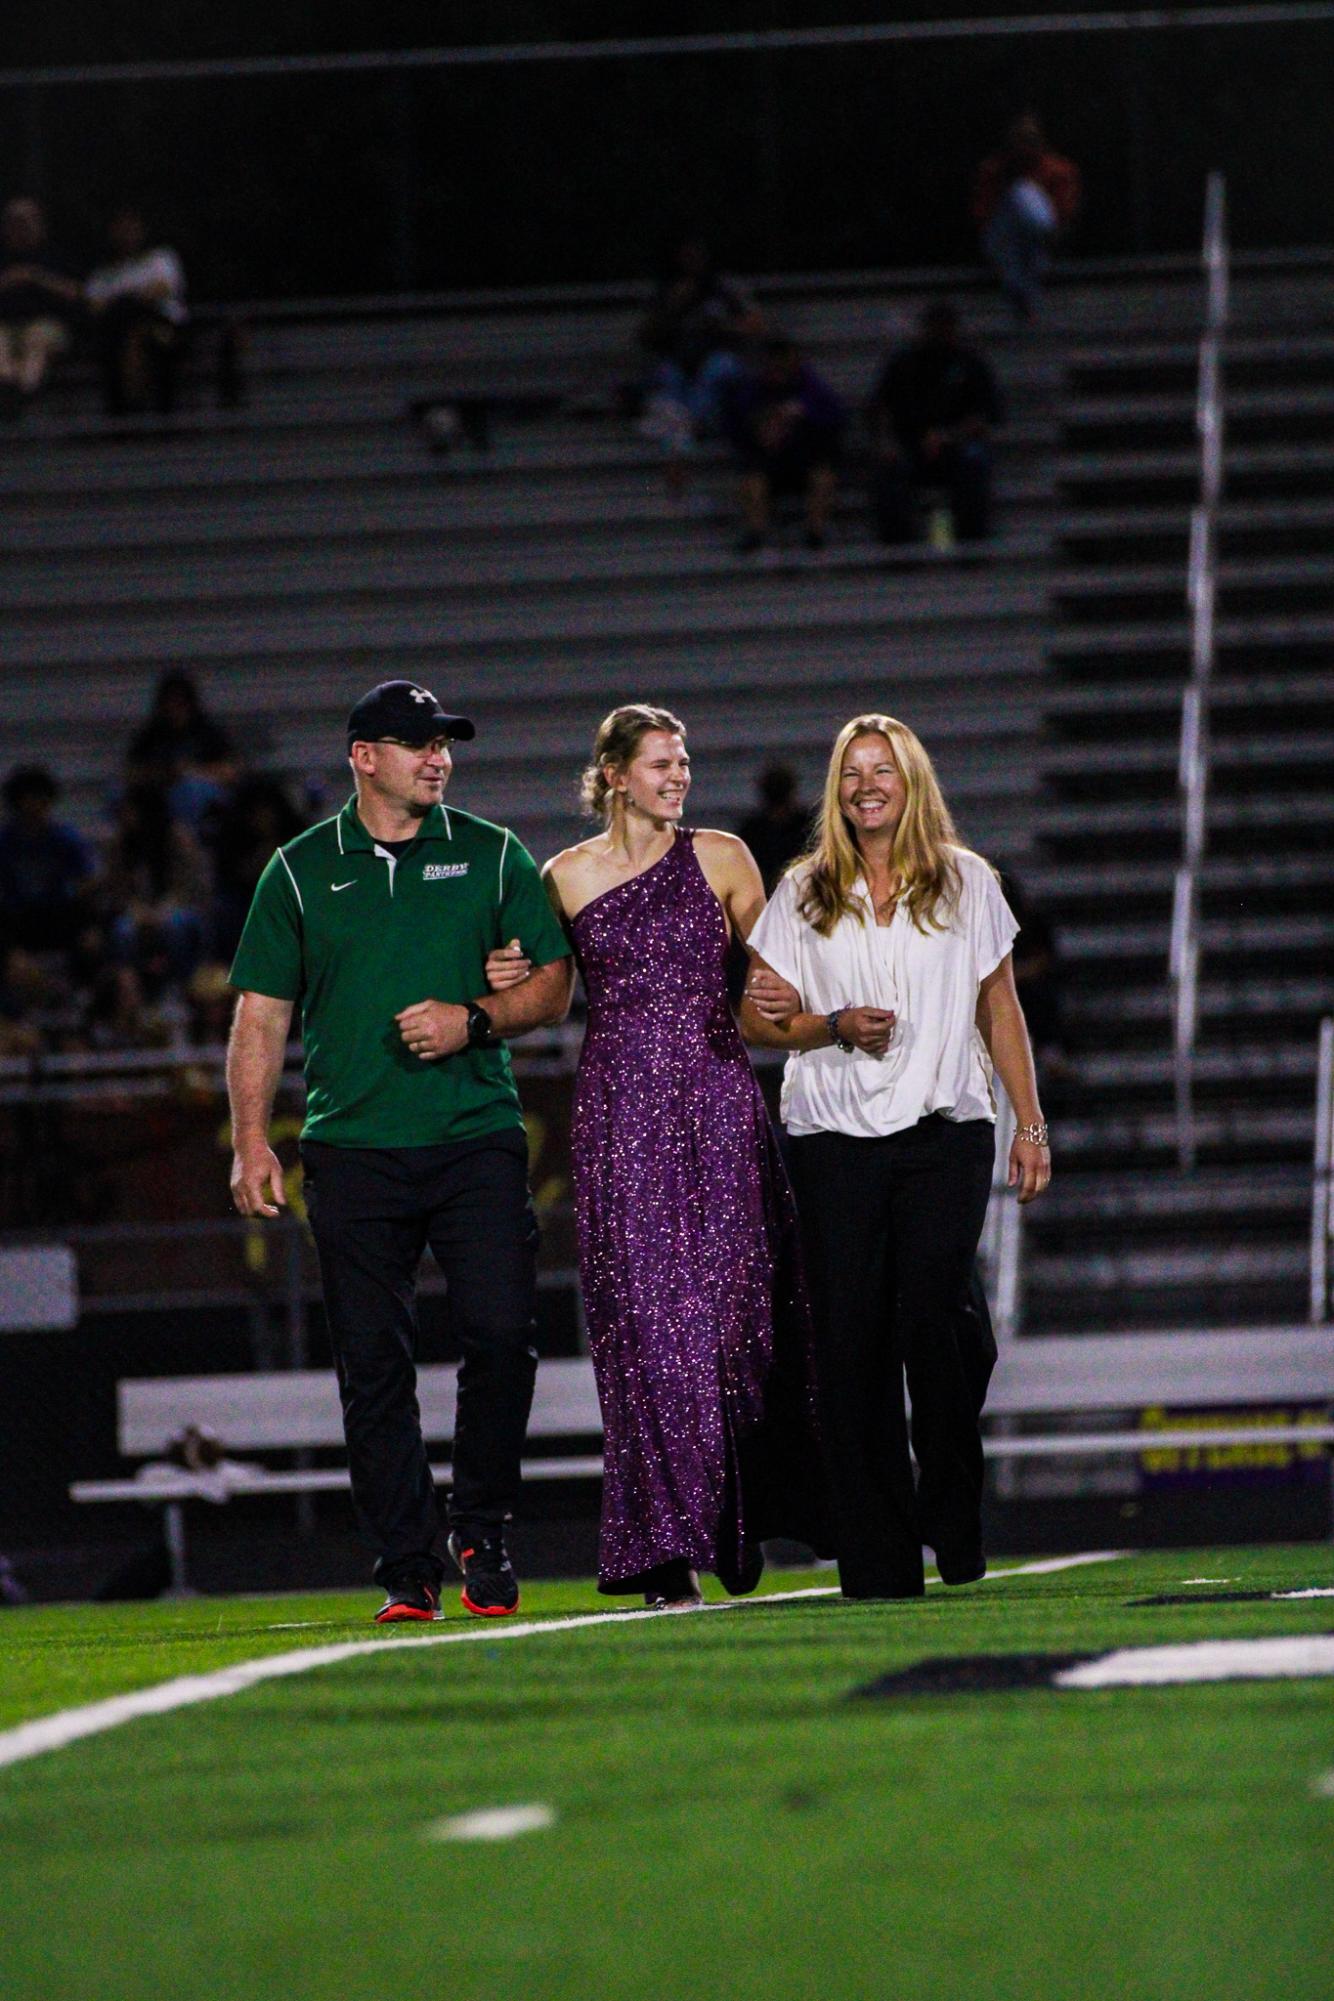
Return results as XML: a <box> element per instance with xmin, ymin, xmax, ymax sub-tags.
<box><xmin>748</xmin><ymin>846</ymin><xmax>1018</xmax><ymax>1139</ymax></box>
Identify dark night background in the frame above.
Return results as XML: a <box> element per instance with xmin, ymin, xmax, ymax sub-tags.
<box><xmin>0</xmin><ymin>2</ymin><xmax>1329</xmax><ymax>298</ymax></box>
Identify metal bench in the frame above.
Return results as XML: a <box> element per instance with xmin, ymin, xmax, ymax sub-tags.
<box><xmin>71</xmin><ymin>1327</ymin><xmax>1334</xmax><ymax>1594</ymax></box>
<box><xmin>70</xmin><ymin>1358</ymin><xmax>604</xmax><ymax>1594</ymax></box>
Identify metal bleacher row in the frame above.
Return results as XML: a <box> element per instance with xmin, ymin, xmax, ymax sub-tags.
<box><xmin>0</xmin><ymin>264</ymin><xmax>1063</xmax><ymax>872</ymax></box>
<box><xmin>3</xmin><ymin>248</ymin><xmax>1333</xmax><ymax>1356</ymax></box>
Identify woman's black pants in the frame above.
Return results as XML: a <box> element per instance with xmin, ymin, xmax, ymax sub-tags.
<box><xmin>789</xmin><ymin>1114</ymin><xmax>996</xmax><ymax>1599</ymax></box>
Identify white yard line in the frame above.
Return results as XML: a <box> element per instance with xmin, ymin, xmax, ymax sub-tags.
<box><xmin>1058</xmin><ymin>1635</ymin><xmax>1334</xmax><ymax>1689</ymax></box>
<box><xmin>0</xmin><ymin>1552</ymin><xmax>1125</xmax><ymax>1773</ymax></box>
<box><xmin>426</xmin><ymin>1802</ymin><xmax>556</xmax><ymax>1842</ymax></box>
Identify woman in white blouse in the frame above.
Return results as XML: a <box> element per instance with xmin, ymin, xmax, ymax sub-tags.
<box><xmin>742</xmin><ymin>713</ymin><xmax>1049</xmax><ymax>1600</ymax></box>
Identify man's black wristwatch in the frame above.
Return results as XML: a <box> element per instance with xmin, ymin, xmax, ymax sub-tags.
<box><xmin>465</xmin><ymin>1000</ymin><xmax>498</xmax><ymax>1049</ymax></box>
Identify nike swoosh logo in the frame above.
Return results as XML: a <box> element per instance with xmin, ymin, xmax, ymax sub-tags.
<box><xmin>331</xmin><ymin>880</ymin><xmax>356</xmax><ymax>892</ymax></box>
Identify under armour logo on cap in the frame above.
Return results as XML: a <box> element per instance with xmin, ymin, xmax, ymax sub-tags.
<box><xmin>346</xmin><ymin>680</ymin><xmax>476</xmax><ymax>748</ymax></box>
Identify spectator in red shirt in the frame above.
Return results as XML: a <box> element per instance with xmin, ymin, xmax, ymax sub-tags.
<box><xmin>972</xmin><ymin>114</ymin><xmax>1081</xmax><ymax>322</ymax></box>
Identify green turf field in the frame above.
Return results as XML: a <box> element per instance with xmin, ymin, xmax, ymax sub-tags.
<box><xmin>1</xmin><ymin>1546</ymin><xmax>1331</xmax><ymax>2001</ymax></box>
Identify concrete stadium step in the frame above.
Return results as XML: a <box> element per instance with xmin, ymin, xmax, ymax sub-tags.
<box><xmin>0</xmin><ymin>527</ymin><xmax>1050</xmax><ymax>617</ymax></box>
<box><xmin>1056</xmin><ymin>497</ymin><xmax>1334</xmax><ymax>560</ymax></box>
<box><xmin>1024</xmin><ymin>853</ymin><xmax>1332</xmax><ymax>895</ymax></box>
<box><xmin>0</xmin><ymin>472</ymin><xmax>1057</xmax><ymax>565</ymax></box>
<box><xmin>1023</xmin><ymin>1272</ymin><xmax>1311</xmax><ymax>1332</ymax></box>
<box><xmin>1066</xmin><ymin>333</ymin><xmax>1334</xmax><ymax>391</ymax></box>
<box><xmin>1029</xmin><ymin>1244</ymin><xmax>1310</xmax><ymax>1291</ymax></box>
<box><xmin>1032</xmin><ymin>1164</ymin><xmax>1312</xmax><ymax>1226</ymax></box>
<box><xmin>1045</xmin><ymin>1103</ymin><xmax>1314</xmax><ymax>1162</ymax></box>
<box><xmin>1063</xmin><ymin>387</ymin><xmax>1334</xmax><ymax>452</ymax></box>
<box><xmin>1056</xmin><ymin>914</ymin><xmax>1333</xmax><ymax>964</ymax></box>
<box><xmin>1049</xmin><ymin>611</ymin><xmax>1334</xmax><ymax>673</ymax></box>
<box><xmin>1042</xmin><ymin>731</ymin><xmax>1334</xmax><ymax>778</ymax></box>
<box><xmin>0</xmin><ymin>625</ymin><xmax>1044</xmax><ymax>731</ymax></box>
<box><xmin>1052</xmin><ymin>553</ymin><xmax>1334</xmax><ymax>621</ymax></box>
<box><xmin>1045</xmin><ymin>670</ymin><xmax>1334</xmax><ymax>719</ymax></box>
<box><xmin>1063</xmin><ymin>974</ymin><xmax>1334</xmax><ymax>1033</ymax></box>
<box><xmin>1057</xmin><ymin>441</ymin><xmax>1334</xmax><ymax>506</ymax></box>
<box><xmin>1072</xmin><ymin>1042</ymin><xmax>1319</xmax><ymax>1094</ymax></box>
<box><xmin>1037</xmin><ymin>796</ymin><xmax>1334</xmax><ymax>847</ymax></box>
<box><xmin>0</xmin><ymin>417</ymin><xmax>1057</xmax><ymax>511</ymax></box>
<box><xmin>0</xmin><ymin>568</ymin><xmax>1049</xmax><ymax>672</ymax></box>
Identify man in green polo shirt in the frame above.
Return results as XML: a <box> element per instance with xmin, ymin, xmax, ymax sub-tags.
<box><xmin>227</xmin><ymin>680</ymin><xmax>573</xmax><ymax>1623</ymax></box>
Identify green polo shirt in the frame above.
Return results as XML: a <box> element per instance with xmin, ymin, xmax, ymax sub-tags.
<box><xmin>229</xmin><ymin>798</ymin><xmax>570</xmax><ymax>1148</ymax></box>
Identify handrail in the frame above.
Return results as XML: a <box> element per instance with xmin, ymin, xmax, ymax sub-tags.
<box><xmin>1170</xmin><ymin>171</ymin><xmax>1228</xmax><ymax>1172</ymax></box>
<box><xmin>1311</xmin><ymin>1016</ymin><xmax>1334</xmax><ymax>1322</ymax></box>
<box><xmin>5</xmin><ymin>7</ymin><xmax>1334</xmax><ymax>90</ymax></box>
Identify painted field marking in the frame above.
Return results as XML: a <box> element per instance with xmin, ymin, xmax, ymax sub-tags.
<box><xmin>426</xmin><ymin>1803</ymin><xmax>556</xmax><ymax>1842</ymax></box>
<box><xmin>0</xmin><ymin>1552</ymin><xmax>1125</xmax><ymax>1773</ymax></box>
<box><xmin>1314</xmin><ymin>1769</ymin><xmax>1334</xmax><ymax>1799</ymax></box>
<box><xmin>1276</xmin><ymin>1587</ymin><xmax>1334</xmax><ymax>1600</ymax></box>
<box><xmin>1056</xmin><ymin>1635</ymin><xmax>1334</xmax><ymax>1689</ymax></box>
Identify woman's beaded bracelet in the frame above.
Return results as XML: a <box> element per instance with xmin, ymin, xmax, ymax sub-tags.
<box><xmin>1014</xmin><ymin>1121</ymin><xmax>1049</xmax><ymax>1147</ymax></box>
<box><xmin>826</xmin><ymin>1009</ymin><xmax>855</xmax><ymax>1053</ymax></box>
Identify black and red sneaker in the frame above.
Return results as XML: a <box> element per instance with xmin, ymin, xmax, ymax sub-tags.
<box><xmin>448</xmin><ymin>1532</ymin><xmax>520</xmax><ymax>1617</ymax></box>
<box><xmin>374</xmin><ymin>1574</ymin><xmax>442</xmax><ymax>1624</ymax></box>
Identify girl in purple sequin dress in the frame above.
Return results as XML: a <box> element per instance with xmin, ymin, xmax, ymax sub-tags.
<box><xmin>488</xmin><ymin>706</ymin><xmax>826</xmax><ymax>1605</ymax></box>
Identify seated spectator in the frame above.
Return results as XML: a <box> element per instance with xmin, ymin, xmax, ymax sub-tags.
<box><xmin>637</xmin><ymin>234</ymin><xmax>764</xmax><ymax>484</ymax></box>
<box><xmin>0</xmin><ymin>764</ymin><xmax>97</xmax><ymax>957</ymax></box>
<box><xmin>126</xmin><ymin>668</ymin><xmax>236</xmax><ymax>836</ymax></box>
<box><xmin>85</xmin><ymin>207</ymin><xmax>189</xmax><ymax>416</ymax></box>
<box><xmin>184</xmin><ymin>961</ymin><xmax>236</xmax><ymax>1048</ymax></box>
<box><xmin>868</xmin><ymin>302</ymin><xmax>1002</xmax><ymax>546</ymax></box>
<box><xmin>100</xmin><ymin>782</ymin><xmax>210</xmax><ymax>994</ymax></box>
<box><xmin>727</xmin><ymin>337</ymin><xmax>846</xmax><ymax>553</ymax></box>
<box><xmin>736</xmin><ymin>761</ymin><xmax>812</xmax><ymax>894</ymax></box>
<box><xmin>972</xmin><ymin>114</ymin><xmax>1081</xmax><ymax>323</ymax></box>
<box><xmin>0</xmin><ymin>940</ymin><xmax>50</xmax><ymax>1057</ymax></box>
<box><xmin>80</xmin><ymin>960</ymin><xmax>165</xmax><ymax>1052</ymax></box>
<box><xmin>0</xmin><ymin>197</ymin><xmax>82</xmax><ymax>417</ymax></box>
<box><xmin>210</xmin><ymin>773</ymin><xmax>305</xmax><ymax>961</ymax></box>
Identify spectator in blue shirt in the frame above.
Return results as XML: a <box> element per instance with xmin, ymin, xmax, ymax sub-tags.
<box><xmin>728</xmin><ymin>337</ymin><xmax>847</xmax><ymax>553</ymax></box>
<box><xmin>0</xmin><ymin>765</ymin><xmax>96</xmax><ymax>956</ymax></box>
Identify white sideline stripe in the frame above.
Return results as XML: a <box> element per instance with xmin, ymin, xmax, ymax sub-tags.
<box><xmin>1057</xmin><ymin>1636</ymin><xmax>1334</xmax><ymax>1689</ymax></box>
<box><xmin>1276</xmin><ymin>1587</ymin><xmax>1334</xmax><ymax>1600</ymax></box>
<box><xmin>0</xmin><ymin>1552</ymin><xmax>1124</xmax><ymax>1773</ymax></box>
<box><xmin>426</xmin><ymin>1802</ymin><xmax>555</xmax><ymax>1842</ymax></box>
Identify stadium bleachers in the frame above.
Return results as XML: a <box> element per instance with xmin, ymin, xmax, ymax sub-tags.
<box><xmin>1023</xmin><ymin>260</ymin><xmax>1334</xmax><ymax>1332</ymax></box>
<box><xmin>3</xmin><ymin>251</ymin><xmax>1332</xmax><ymax>1346</ymax></box>
<box><xmin>1</xmin><ymin>264</ymin><xmax>1065</xmax><ymax>871</ymax></box>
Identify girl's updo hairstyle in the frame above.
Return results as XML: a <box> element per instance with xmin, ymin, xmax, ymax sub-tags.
<box><xmin>579</xmin><ymin>703</ymin><xmax>686</xmax><ymax>821</ymax></box>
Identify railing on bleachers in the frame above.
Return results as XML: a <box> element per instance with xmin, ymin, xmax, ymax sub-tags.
<box><xmin>1312</xmin><ymin>1017</ymin><xmax>1334</xmax><ymax>1323</ymax></box>
<box><xmin>1170</xmin><ymin>171</ymin><xmax>1228</xmax><ymax>1173</ymax></box>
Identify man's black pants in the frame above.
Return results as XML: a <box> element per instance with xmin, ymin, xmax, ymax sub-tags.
<box><xmin>300</xmin><ymin>1132</ymin><xmax>539</xmax><ymax>1585</ymax></box>
<box><xmin>789</xmin><ymin>1115</ymin><xmax>996</xmax><ymax>1599</ymax></box>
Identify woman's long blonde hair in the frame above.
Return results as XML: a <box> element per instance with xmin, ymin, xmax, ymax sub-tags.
<box><xmin>793</xmin><ymin>714</ymin><xmax>963</xmax><ymax>936</ymax></box>
<box><xmin>579</xmin><ymin>703</ymin><xmax>686</xmax><ymax>821</ymax></box>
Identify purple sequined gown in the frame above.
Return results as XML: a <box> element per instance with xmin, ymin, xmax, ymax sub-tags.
<box><xmin>570</xmin><ymin>829</ymin><xmax>827</xmax><ymax>1593</ymax></box>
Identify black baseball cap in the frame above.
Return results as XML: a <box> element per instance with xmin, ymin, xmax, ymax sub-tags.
<box><xmin>346</xmin><ymin>680</ymin><xmax>476</xmax><ymax>749</ymax></box>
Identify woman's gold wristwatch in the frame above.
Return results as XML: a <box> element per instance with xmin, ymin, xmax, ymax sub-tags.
<box><xmin>1014</xmin><ymin>1121</ymin><xmax>1049</xmax><ymax>1146</ymax></box>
